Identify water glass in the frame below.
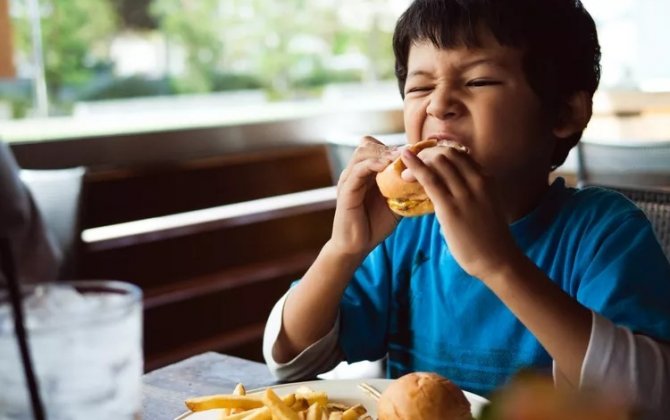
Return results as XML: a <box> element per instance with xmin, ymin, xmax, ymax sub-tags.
<box><xmin>0</xmin><ymin>280</ymin><xmax>142</xmax><ymax>419</ymax></box>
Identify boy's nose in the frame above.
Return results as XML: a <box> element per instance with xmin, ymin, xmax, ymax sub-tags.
<box><xmin>426</xmin><ymin>89</ymin><xmax>463</xmax><ymax>120</ymax></box>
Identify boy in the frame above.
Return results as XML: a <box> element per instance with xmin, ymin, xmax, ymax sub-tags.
<box><xmin>264</xmin><ymin>0</ymin><xmax>670</xmax><ymax>415</ymax></box>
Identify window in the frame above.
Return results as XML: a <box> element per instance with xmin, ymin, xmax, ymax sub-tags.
<box><xmin>1</xmin><ymin>0</ymin><xmax>408</xmax><ymax>123</ymax></box>
<box><xmin>1</xmin><ymin>0</ymin><xmax>668</xmax><ymax>131</ymax></box>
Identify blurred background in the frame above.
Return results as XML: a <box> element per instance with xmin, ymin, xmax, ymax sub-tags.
<box><xmin>1</xmin><ymin>0</ymin><xmax>668</xmax><ymax>122</ymax></box>
<box><xmin>1</xmin><ymin>0</ymin><xmax>669</xmax><ymax>372</ymax></box>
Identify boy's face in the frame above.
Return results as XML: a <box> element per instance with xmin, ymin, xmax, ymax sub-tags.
<box><xmin>402</xmin><ymin>32</ymin><xmax>555</xmax><ymax>181</ymax></box>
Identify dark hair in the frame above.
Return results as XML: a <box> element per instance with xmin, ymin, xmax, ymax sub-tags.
<box><xmin>393</xmin><ymin>0</ymin><xmax>601</xmax><ymax>169</ymax></box>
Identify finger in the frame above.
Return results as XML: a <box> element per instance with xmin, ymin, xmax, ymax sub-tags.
<box><xmin>339</xmin><ymin>137</ymin><xmax>400</xmax><ymax>185</ymax></box>
<box><xmin>400</xmin><ymin>168</ymin><xmax>416</xmax><ymax>182</ymax></box>
<box><xmin>420</xmin><ymin>148</ymin><xmax>471</xmax><ymax>199</ymax></box>
<box><xmin>400</xmin><ymin>148</ymin><xmax>467</xmax><ymax>199</ymax></box>
<box><xmin>352</xmin><ymin>136</ymin><xmax>400</xmax><ymax>164</ymax></box>
<box><xmin>339</xmin><ymin>159</ymin><xmax>389</xmax><ymax>201</ymax></box>
<box><xmin>400</xmin><ymin>148</ymin><xmax>452</xmax><ymax>206</ymax></box>
<box><xmin>435</xmin><ymin>147</ymin><xmax>488</xmax><ymax>193</ymax></box>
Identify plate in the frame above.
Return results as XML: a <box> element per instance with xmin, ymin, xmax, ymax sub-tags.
<box><xmin>176</xmin><ymin>378</ymin><xmax>489</xmax><ymax>419</ymax></box>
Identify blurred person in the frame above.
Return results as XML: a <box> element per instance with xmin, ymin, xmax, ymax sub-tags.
<box><xmin>0</xmin><ymin>141</ymin><xmax>60</xmax><ymax>285</ymax></box>
<box><xmin>263</xmin><ymin>0</ymin><xmax>670</xmax><ymax>418</ymax></box>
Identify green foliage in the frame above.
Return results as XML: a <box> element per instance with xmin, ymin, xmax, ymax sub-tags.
<box><xmin>294</xmin><ymin>68</ymin><xmax>363</xmax><ymax>89</ymax></box>
<box><xmin>80</xmin><ymin>76</ymin><xmax>173</xmax><ymax>101</ymax></box>
<box><xmin>210</xmin><ymin>73</ymin><xmax>264</xmax><ymax>92</ymax></box>
<box><xmin>0</xmin><ymin>80</ymin><xmax>32</xmax><ymax>119</ymax></box>
<box><xmin>11</xmin><ymin>0</ymin><xmax>119</xmax><ymax>94</ymax></box>
<box><xmin>7</xmin><ymin>0</ymin><xmax>399</xmax><ymax>113</ymax></box>
<box><xmin>151</xmin><ymin>0</ymin><xmax>224</xmax><ymax>94</ymax></box>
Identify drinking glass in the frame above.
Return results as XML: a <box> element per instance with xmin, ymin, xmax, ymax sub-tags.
<box><xmin>0</xmin><ymin>280</ymin><xmax>142</xmax><ymax>419</ymax></box>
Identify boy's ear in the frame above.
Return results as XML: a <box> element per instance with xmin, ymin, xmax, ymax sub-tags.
<box><xmin>552</xmin><ymin>91</ymin><xmax>592</xmax><ymax>139</ymax></box>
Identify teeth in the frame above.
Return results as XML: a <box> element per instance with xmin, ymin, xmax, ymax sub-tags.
<box><xmin>436</xmin><ymin>139</ymin><xmax>470</xmax><ymax>154</ymax></box>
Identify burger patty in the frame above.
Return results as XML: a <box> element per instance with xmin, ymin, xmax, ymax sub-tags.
<box><xmin>388</xmin><ymin>198</ymin><xmax>427</xmax><ymax>211</ymax></box>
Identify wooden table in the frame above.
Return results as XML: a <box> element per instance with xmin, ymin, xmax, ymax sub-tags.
<box><xmin>143</xmin><ymin>352</ymin><xmax>276</xmax><ymax>419</ymax></box>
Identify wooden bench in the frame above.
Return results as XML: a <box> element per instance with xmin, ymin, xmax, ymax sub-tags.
<box><xmin>76</xmin><ymin>145</ymin><xmax>336</xmax><ymax>370</ymax></box>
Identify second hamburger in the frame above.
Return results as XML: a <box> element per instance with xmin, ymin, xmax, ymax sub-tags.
<box><xmin>377</xmin><ymin>372</ymin><xmax>472</xmax><ymax>420</ymax></box>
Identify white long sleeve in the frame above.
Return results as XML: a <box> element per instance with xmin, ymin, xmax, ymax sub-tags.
<box><xmin>262</xmin><ymin>291</ymin><xmax>344</xmax><ymax>382</ymax></box>
<box><xmin>579</xmin><ymin>311</ymin><xmax>670</xmax><ymax>419</ymax></box>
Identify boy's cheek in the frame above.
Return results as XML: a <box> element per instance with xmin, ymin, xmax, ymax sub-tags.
<box><xmin>403</xmin><ymin>106</ymin><xmax>427</xmax><ymax>142</ymax></box>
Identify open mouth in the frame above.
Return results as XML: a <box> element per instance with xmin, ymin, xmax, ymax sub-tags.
<box><xmin>429</xmin><ymin>138</ymin><xmax>470</xmax><ymax>154</ymax></box>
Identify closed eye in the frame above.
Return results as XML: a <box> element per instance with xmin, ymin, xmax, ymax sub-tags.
<box><xmin>466</xmin><ymin>79</ymin><xmax>502</xmax><ymax>87</ymax></box>
<box><xmin>405</xmin><ymin>86</ymin><xmax>432</xmax><ymax>94</ymax></box>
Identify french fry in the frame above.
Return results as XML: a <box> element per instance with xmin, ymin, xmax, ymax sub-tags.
<box><xmin>326</xmin><ymin>402</ymin><xmax>349</xmax><ymax>412</ymax></box>
<box><xmin>221</xmin><ymin>407</ymin><xmax>267</xmax><ymax>420</ymax></box>
<box><xmin>305</xmin><ymin>402</ymin><xmax>324</xmax><ymax>420</ymax></box>
<box><xmin>180</xmin><ymin>409</ymin><xmax>229</xmax><ymax>419</ymax></box>
<box><xmin>186</xmin><ymin>392</ymin><xmax>297</xmax><ymax>413</ymax></box>
<box><xmin>240</xmin><ymin>407</ymin><xmax>272</xmax><ymax>420</ymax></box>
<box><xmin>299</xmin><ymin>391</ymin><xmax>328</xmax><ymax>406</ymax></box>
<box><xmin>229</xmin><ymin>383</ymin><xmax>247</xmax><ymax>415</ymax></box>
<box><xmin>341</xmin><ymin>404</ymin><xmax>366</xmax><ymax>420</ymax></box>
<box><xmin>261</xmin><ymin>388</ymin><xmax>301</xmax><ymax>420</ymax></box>
<box><xmin>185</xmin><ymin>383</ymin><xmax>370</xmax><ymax>420</ymax></box>
<box><xmin>290</xmin><ymin>396</ymin><xmax>310</xmax><ymax>412</ymax></box>
<box><xmin>220</xmin><ymin>383</ymin><xmax>248</xmax><ymax>416</ymax></box>
<box><xmin>185</xmin><ymin>395</ymin><xmax>264</xmax><ymax>412</ymax></box>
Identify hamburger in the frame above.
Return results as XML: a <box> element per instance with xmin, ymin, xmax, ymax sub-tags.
<box><xmin>375</xmin><ymin>139</ymin><xmax>468</xmax><ymax>217</ymax></box>
<box><xmin>377</xmin><ymin>372</ymin><xmax>472</xmax><ymax>420</ymax></box>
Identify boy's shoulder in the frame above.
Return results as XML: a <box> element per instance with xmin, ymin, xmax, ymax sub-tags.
<box><xmin>569</xmin><ymin>184</ymin><xmax>641</xmax><ymax>212</ymax></box>
<box><xmin>555</xmin><ymin>182</ymin><xmax>648</xmax><ymax>228</ymax></box>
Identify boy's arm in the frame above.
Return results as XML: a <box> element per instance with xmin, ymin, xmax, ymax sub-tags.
<box><xmin>579</xmin><ymin>312</ymin><xmax>670</xmax><ymax>416</ymax></box>
<box><xmin>400</xmin><ymin>147</ymin><xmax>591</xmax><ymax>384</ymax></box>
<box><xmin>263</xmin><ymin>290</ymin><xmax>344</xmax><ymax>381</ymax></box>
<box><xmin>272</xmin><ymin>241</ymin><xmax>363</xmax><ymax>363</ymax></box>
<box><xmin>484</xmin><ymin>254</ymin><xmax>591</xmax><ymax>386</ymax></box>
<box><xmin>272</xmin><ymin>137</ymin><xmax>400</xmax><ymax>363</ymax></box>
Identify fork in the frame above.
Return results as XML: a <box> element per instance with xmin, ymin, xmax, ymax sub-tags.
<box><xmin>358</xmin><ymin>382</ymin><xmax>382</xmax><ymax>401</ymax></box>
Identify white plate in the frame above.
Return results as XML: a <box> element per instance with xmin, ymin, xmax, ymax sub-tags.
<box><xmin>176</xmin><ymin>378</ymin><xmax>489</xmax><ymax>419</ymax></box>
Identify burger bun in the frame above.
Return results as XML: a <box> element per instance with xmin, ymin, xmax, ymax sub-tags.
<box><xmin>377</xmin><ymin>372</ymin><xmax>471</xmax><ymax>420</ymax></box>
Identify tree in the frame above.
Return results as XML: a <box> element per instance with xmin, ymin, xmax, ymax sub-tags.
<box><xmin>151</xmin><ymin>0</ymin><xmax>224</xmax><ymax>93</ymax></box>
<box><xmin>11</xmin><ymin>0</ymin><xmax>118</xmax><ymax>97</ymax></box>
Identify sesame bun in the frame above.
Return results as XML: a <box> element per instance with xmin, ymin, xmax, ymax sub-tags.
<box><xmin>377</xmin><ymin>372</ymin><xmax>472</xmax><ymax>420</ymax></box>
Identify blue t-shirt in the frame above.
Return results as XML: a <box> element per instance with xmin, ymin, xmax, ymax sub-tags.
<box><xmin>337</xmin><ymin>178</ymin><xmax>670</xmax><ymax>396</ymax></box>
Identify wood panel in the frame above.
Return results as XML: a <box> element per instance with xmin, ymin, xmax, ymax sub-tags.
<box><xmin>81</xmin><ymin>144</ymin><xmax>333</xmax><ymax>228</ymax></box>
<box><xmin>80</xmin><ymin>209</ymin><xmax>333</xmax><ymax>289</ymax></box>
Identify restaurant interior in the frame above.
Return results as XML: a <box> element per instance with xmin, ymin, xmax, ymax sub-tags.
<box><xmin>1</xmin><ymin>0</ymin><xmax>669</xmax><ymax>418</ymax></box>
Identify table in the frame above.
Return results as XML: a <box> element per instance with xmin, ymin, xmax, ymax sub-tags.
<box><xmin>143</xmin><ymin>352</ymin><xmax>276</xmax><ymax>419</ymax></box>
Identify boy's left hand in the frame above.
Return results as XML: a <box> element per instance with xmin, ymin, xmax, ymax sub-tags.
<box><xmin>400</xmin><ymin>146</ymin><xmax>523</xmax><ymax>281</ymax></box>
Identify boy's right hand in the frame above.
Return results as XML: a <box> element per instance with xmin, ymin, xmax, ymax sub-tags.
<box><xmin>329</xmin><ymin>136</ymin><xmax>401</xmax><ymax>257</ymax></box>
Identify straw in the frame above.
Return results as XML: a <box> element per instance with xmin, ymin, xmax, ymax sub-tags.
<box><xmin>0</xmin><ymin>237</ymin><xmax>45</xmax><ymax>420</ymax></box>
